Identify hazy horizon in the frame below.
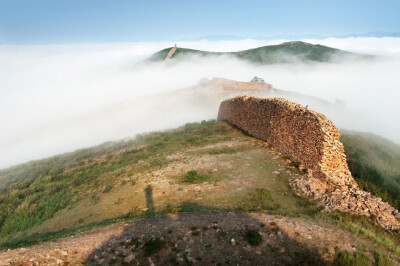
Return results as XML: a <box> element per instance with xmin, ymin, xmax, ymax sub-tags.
<box><xmin>0</xmin><ymin>37</ymin><xmax>399</xmax><ymax>169</ymax></box>
<box><xmin>1</xmin><ymin>0</ymin><xmax>399</xmax><ymax>44</ymax></box>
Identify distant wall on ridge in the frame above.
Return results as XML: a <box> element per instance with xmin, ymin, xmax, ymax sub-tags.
<box><xmin>204</xmin><ymin>78</ymin><xmax>273</xmax><ymax>91</ymax></box>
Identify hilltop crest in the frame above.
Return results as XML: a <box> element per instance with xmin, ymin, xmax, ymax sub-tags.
<box><xmin>145</xmin><ymin>41</ymin><xmax>372</xmax><ymax>65</ymax></box>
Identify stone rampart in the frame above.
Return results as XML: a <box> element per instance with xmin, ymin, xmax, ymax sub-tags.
<box><xmin>218</xmin><ymin>96</ymin><xmax>355</xmax><ymax>189</ymax></box>
<box><xmin>209</xmin><ymin>78</ymin><xmax>273</xmax><ymax>91</ymax></box>
<box><xmin>218</xmin><ymin>96</ymin><xmax>400</xmax><ymax>230</ymax></box>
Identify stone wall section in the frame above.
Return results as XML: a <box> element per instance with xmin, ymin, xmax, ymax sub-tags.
<box><xmin>196</xmin><ymin>78</ymin><xmax>274</xmax><ymax>101</ymax></box>
<box><xmin>218</xmin><ymin>96</ymin><xmax>400</xmax><ymax>230</ymax></box>
<box><xmin>208</xmin><ymin>78</ymin><xmax>273</xmax><ymax>91</ymax></box>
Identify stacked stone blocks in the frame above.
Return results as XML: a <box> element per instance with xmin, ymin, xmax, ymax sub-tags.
<box><xmin>218</xmin><ymin>96</ymin><xmax>400</xmax><ymax>230</ymax></box>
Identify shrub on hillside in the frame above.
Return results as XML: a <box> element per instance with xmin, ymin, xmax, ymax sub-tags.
<box><xmin>333</xmin><ymin>251</ymin><xmax>370</xmax><ymax>266</ymax></box>
<box><xmin>185</xmin><ymin>170</ymin><xmax>209</xmax><ymax>183</ymax></box>
<box><xmin>246</xmin><ymin>229</ymin><xmax>263</xmax><ymax>246</ymax></box>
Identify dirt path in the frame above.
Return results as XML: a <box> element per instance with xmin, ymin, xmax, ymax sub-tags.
<box><xmin>0</xmin><ymin>225</ymin><xmax>125</xmax><ymax>265</ymax></box>
<box><xmin>0</xmin><ymin>212</ymin><xmax>374</xmax><ymax>265</ymax></box>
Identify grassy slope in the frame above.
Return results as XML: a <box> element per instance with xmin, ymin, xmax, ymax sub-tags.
<box><xmin>341</xmin><ymin>131</ymin><xmax>400</xmax><ymax>209</ymax></box>
<box><xmin>233</xmin><ymin>42</ymin><xmax>352</xmax><ymax>63</ymax></box>
<box><xmin>0</xmin><ymin>121</ymin><xmax>315</xmax><ymax>246</ymax></box>
<box><xmin>0</xmin><ymin>141</ymin><xmax>137</xmax><ymax>190</ymax></box>
<box><xmin>146</xmin><ymin>41</ymin><xmax>370</xmax><ymax>64</ymax></box>
<box><xmin>0</xmin><ymin>121</ymin><xmax>399</xmax><ymax>263</ymax></box>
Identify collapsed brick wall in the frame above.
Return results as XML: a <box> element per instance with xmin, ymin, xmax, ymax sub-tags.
<box><xmin>218</xmin><ymin>96</ymin><xmax>400</xmax><ymax>230</ymax></box>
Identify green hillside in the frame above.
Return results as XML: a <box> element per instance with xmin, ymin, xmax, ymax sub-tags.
<box><xmin>1</xmin><ymin>121</ymin><xmax>312</xmax><ymax>246</ymax></box>
<box><xmin>0</xmin><ymin>121</ymin><xmax>399</xmax><ymax>265</ymax></box>
<box><xmin>341</xmin><ymin>131</ymin><xmax>400</xmax><ymax>209</ymax></box>
<box><xmin>146</xmin><ymin>41</ymin><xmax>371</xmax><ymax>64</ymax></box>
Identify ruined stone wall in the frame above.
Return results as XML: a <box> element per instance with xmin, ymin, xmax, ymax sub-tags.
<box><xmin>218</xmin><ymin>96</ymin><xmax>400</xmax><ymax>230</ymax></box>
<box><xmin>218</xmin><ymin>96</ymin><xmax>355</xmax><ymax>189</ymax></box>
<box><xmin>210</xmin><ymin>78</ymin><xmax>273</xmax><ymax>91</ymax></box>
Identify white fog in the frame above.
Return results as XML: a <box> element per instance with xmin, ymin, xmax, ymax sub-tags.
<box><xmin>0</xmin><ymin>37</ymin><xmax>399</xmax><ymax>169</ymax></box>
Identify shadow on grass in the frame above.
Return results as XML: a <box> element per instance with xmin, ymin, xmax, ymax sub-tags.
<box><xmin>222</xmin><ymin>122</ymin><xmax>253</xmax><ymax>138</ymax></box>
<box><xmin>145</xmin><ymin>185</ymin><xmax>155</xmax><ymax>213</ymax></box>
<box><xmin>84</xmin><ymin>202</ymin><xmax>326</xmax><ymax>265</ymax></box>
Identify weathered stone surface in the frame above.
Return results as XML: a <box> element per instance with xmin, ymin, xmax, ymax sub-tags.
<box><xmin>218</xmin><ymin>96</ymin><xmax>400</xmax><ymax>231</ymax></box>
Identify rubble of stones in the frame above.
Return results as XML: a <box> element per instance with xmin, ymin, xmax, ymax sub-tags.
<box><xmin>218</xmin><ymin>96</ymin><xmax>400</xmax><ymax>231</ymax></box>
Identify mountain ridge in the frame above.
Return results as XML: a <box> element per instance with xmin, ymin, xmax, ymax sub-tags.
<box><xmin>146</xmin><ymin>41</ymin><xmax>373</xmax><ymax>64</ymax></box>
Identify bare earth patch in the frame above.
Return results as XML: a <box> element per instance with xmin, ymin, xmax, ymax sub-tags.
<box><xmin>0</xmin><ymin>212</ymin><xmax>377</xmax><ymax>265</ymax></box>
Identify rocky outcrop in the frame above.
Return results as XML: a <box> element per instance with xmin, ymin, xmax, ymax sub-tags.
<box><xmin>218</xmin><ymin>96</ymin><xmax>400</xmax><ymax>231</ymax></box>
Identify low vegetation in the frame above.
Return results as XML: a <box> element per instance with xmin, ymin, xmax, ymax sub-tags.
<box><xmin>184</xmin><ymin>170</ymin><xmax>210</xmax><ymax>183</ymax></box>
<box><xmin>375</xmin><ymin>251</ymin><xmax>395</xmax><ymax>266</ymax></box>
<box><xmin>332</xmin><ymin>249</ymin><xmax>395</xmax><ymax>266</ymax></box>
<box><xmin>333</xmin><ymin>251</ymin><xmax>370</xmax><ymax>266</ymax></box>
<box><xmin>0</xmin><ymin>121</ymin><xmax>399</xmax><ymax>265</ymax></box>
<box><xmin>246</xmin><ymin>229</ymin><xmax>263</xmax><ymax>246</ymax></box>
<box><xmin>341</xmin><ymin>131</ymin><xmax>400</xmax><ymax>209</ymax></box>
<box><xmin>318</xmin><ymin>210</ymin><xmax>400</xmax><ymax>256</ymax></box>
<box><xmin>240</xmin><ymin>188</ymin><xmax>276</xmax><ymax>212</ymax></box>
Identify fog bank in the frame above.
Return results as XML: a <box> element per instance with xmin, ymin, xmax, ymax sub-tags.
<box><xmin>0</xmin><ymin>37</ymin><xmax>399</xmax><ymax>169</ymax></box>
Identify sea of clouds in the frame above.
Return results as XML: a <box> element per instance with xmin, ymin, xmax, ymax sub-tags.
<box><xmin>0</xmin><ymin>37</ymin><xmax>399</xmax><ymax>169</ymax></box>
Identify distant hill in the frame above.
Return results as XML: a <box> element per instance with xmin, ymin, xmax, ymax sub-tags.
<box><xmin>146</xmin><ymin>41</ymin><xmax>372</xmax><ymax>64</ymax></box>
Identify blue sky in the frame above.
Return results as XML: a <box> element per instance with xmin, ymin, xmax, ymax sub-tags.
<box><xmin>0</xmin><ymin>0</ymin><xmax>399</xmax><ymax>44</ymax></box>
